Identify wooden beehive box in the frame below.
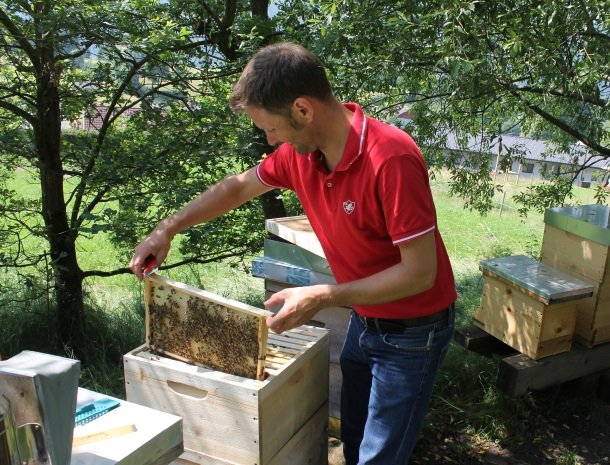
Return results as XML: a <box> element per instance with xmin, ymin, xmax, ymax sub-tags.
<box><xmin>540</xmin><ymin>205</ymin><xmax>610</xmax><ymax>346</ymax></box>
<box><xmin>474</xmin><ymin>255</ymin><xmax>593</xmax><ymax>359</ymax></box>
<box><xmin>144</xmin><ymin>274</ymin><xmax>271</xmax><ymax>380</ymax></box>
<box><xmin>124</xmin><ymin>324</ymin><xmax>329</xmax><ymax>465</ymax></box>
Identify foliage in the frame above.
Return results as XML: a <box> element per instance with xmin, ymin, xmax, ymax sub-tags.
<box><xmin>0</xmin><ymin>281</ymin><xmax>144</xmax><ymax>396</ymax></box>
<box><xmin>276</xmin><ymin>0</ymin><xmax>610</xmax><ymax>214</ymax></box>
<box><xmin>0</xmin><ymin>0</ymin><xmax>275</xmax><ymax>347</ymax></box>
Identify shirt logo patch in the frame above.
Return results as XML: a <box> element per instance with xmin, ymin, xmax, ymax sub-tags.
<box><xmin>343</xmin><ymin>200</ymin><xmax>356</xmax><ymax>214</ymax></box>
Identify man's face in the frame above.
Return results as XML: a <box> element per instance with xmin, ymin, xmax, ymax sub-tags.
<box><xmin>246</xmin><ymin>105</ymin><xmax>316</xmax><ymax>154</ymax></box>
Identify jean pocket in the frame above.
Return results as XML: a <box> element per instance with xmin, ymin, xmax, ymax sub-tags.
<box><xmin>380</xmin><ymin>325</ymin><xmax>436</xmax><ymax>352</ymax></box>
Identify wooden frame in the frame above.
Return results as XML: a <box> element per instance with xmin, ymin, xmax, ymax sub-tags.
<box><xmin>144</xmin><ymin>274</ymin><xmax>272</xmax><ymax>380</ymax></box>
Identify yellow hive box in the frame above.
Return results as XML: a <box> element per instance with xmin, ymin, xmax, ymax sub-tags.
<box><xmin>541</xmin><ymin>205</ymin><xmax>610</xmax><ymax>346</ymax></box>
<box><xmin>474</xmin><ymin>255</ymin><xmax>593</xmax><ymax>359</ymax></box>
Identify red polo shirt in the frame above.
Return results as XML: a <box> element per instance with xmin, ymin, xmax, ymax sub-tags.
<box><xmin>256</xmin><ymin>103</ymin><xmax>456</xmax><ymax>318</ymax></box>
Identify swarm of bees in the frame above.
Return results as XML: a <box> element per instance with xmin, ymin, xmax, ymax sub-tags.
<box><xmin>148</xmin><ymin>285</ymin><xmax>262</xmax><ymax>379</ymax></box>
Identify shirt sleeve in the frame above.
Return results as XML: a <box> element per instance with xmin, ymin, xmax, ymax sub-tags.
<box><xmin>376</xmin><ymin>152</ymin><xmax>437</xmax><ymax>245</ymax></box>
<box><xmin>255</xmin><ymin>144</ymin><xmax>295</xmax><ymax>191</ymax></box>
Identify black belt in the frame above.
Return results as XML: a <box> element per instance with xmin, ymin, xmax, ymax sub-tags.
<box><xmin>358</xmin><ymin>307</ymin><xmax>450</xmax><ymax>333</ymax></box>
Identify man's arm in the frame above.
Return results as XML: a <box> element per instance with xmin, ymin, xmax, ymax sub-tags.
<box><xmin>130</xmin><ymin>167</ymin><xmax>272</xmax><ymax>279</ymax></box>
<box><xmin>265</xmin><ymin>232</ymin><xmax>437</xmax><ymax>333</ymax></box>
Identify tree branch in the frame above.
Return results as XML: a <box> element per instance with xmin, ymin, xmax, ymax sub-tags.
<box><xmin>70</xmin><ymin>38</ymin><xmax>211</xmax><ymax>228</ymax></box>
<box><xmin>511</xmin><ymin>90</ymin><xmax>610</xmax><ymax>158</ymax></box>
<box><xmin>0</xmin><ymin>99</ymin><xmax>37</xmax><ymax>125</ymax></box>
<box><xmin>56</xmin><ymin>40</ymin><xmax>96</xmax><ymax>61</ymax></box>
<box><xmin>515</xmin><ymin>85</ymin><xmax>607</xmax><ymax>107</ymax></box>
<box><xmin>220</xmin><ymin>0</ymin><xmax>237</xmax><ymax>30</ymax></box>
<box><xmin>0</xmin><ymin>7</ymin><xmax>40</xmax><ymax>73</ymax></box>
<box><xmin>0</xmin><ymin>140</ymin><xmax>36</xmax><ymax>162</ymax></box>
<box><xmin>196</xmin><ymin>0</ymin><xmax>223</xmax><ymax>28</ymax></box>
<box><xmin>82</xmin><ymin>251</ymin><xmax>246</xmax><ymax>278</ymax></box>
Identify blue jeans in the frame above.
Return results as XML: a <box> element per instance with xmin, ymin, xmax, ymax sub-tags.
<box><xmin>340</xmin><ymin>306</ymin><xmax>455</xmax><ymax>465</ymax></box>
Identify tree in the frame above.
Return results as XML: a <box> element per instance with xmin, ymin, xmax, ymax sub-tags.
<box><xmin>0</xmin><ymin>0</ymin><xmax>281</xmax><ymax>352</ymax></box>
<box><xmin>276</xmin><ymin>0</ymin><xmax>609</xmax><ymax>213</ymax></box>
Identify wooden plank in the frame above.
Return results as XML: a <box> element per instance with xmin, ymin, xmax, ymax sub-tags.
<box><xmin>267</xmin><ymin>402</ymin><xmax>328</xmax><ymax>465</ymax></box>
<box><xmin>258</xmin><ymin>334</ymin><xmax>329</xmax><ymax>464</ymax></box>
<box><xmin>479</xmin><ymin>255</ymin><xmax>594</xmax><ymax>304</ymax></box>
<box><xmin>599</xmin><ymin>370</ymin><xmax>610</xmax><ymax>402</ymax></box>
<box><xmin>145</xmin><ymin>275</ymin><xmax>272</xmax><ymax>380</ymax></box>
<box><xmin>497</xmin><ymin>341</ymin><xmax>610</xmax><ymax>395</ymax></box>
<box><xmin>125</xmin><ymin>346</ymin><xmax>263</xmax><ymax>403</ymax></box>
<box><xmin>173</xmin><ymin>402</ymin><xmax>329</xmax><ymax>465</ymax></box>
<box><xmin>453</xmin><ymin>325</ymin><xmax>516</xmax><ymax>357</ymax></box>
<box><xmin>264</xmin><ymin>237</ymin><xmax>332</xmax><ymax>275</ymax></box>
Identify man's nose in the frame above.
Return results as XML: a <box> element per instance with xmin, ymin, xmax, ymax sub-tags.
<box><xmin>266</xmin><ymin>132</ymin><xmax>278</xmax><ymax>146</ymax></box>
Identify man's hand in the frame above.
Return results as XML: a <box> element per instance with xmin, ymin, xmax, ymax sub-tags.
<box><xmin>129</xmin><ymin>227</ymin><xmax>173</xmax><ymax>280</ymax></box>
<box><xmin>265</xmin><ymin>285</ymin><xmax>331</xmax><ymax>334</ymax></box>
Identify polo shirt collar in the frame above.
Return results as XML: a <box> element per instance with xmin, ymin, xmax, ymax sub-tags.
<box><xmin>308</xmin><ymin>102</ymin><xmax>367</xmax><ymax>173</ymax></box>
<box><xmin>334</xmin><ymin>102</ymin><xmax>367</xmax><ymax>172</ymax></box>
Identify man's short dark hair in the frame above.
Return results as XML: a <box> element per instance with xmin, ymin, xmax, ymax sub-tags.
<box><xmin>229</xmin><ymin>43</ymin><xmax>333</xmax><ymax>114</ymax></box>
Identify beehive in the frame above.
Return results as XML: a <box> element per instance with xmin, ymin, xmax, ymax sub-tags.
<box><xmin>540</xmin><ymin>204</ymin><xmax>610</xmax><ymax>346</ymax></box>
<box><xmin>474</xmin><ymin>255</ymin><xmax>593</xmax><ymax>359</ymax></box>
<box><xmin>124</xmin><ymin>326</ymin><xmax>329</xmax><ymax>465</ymax></box>
<box><xmin>144</xmin><ymin>274</ymin><xmax>270</xmax><ymax>380</ymax></box>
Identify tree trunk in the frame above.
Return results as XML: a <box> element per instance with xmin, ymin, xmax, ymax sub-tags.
<box><xmin>251</xmin><ymin>130</ymin><xmax>287</xmax><ymax>219</ymax></box>
<box><xmin>35</xmin><ymin>50</ymin><xmax>85</xmax><ymax>352</ymax></box>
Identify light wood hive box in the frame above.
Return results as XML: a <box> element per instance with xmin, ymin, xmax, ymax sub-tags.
<box><xmin>124</xmin><ymin>275</ymin><xmax>330</xmax><ymax>465</ymax></box>
<box><xmin>540</xmin><ymin>205</ymin><xmax>610</xmax><ymax>347</ymax></box>
<box><xmin>474</xmin><ymin>255</ymin><xmax>593</xmax><ymax>359</ymax></box>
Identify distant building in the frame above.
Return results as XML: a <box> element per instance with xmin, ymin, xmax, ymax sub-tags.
<box><xmin>396</xmin><ymin>111</ymin><xmax>607</xmax><ymax>187</ymax></box>
<box><xmin>445</xmin><ymin>133</ymin><xmax>607</xmax><ymax>187</ymax></box>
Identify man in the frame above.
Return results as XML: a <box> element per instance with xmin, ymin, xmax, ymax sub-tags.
<box><xmin>130</xmin><ymin>42</ymin><xmax>457</xmax><ymax>465</ymax></box>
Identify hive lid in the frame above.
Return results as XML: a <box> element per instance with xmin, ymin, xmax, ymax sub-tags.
<box><xmin>479</xmin><ymin>255</ymin><xmax>594</xmax><ymax>304</ymax></box>
<box><xmin>544</xmin><ymin>204</ymin><xmax>610</xmax><ymax>246</ymax></box>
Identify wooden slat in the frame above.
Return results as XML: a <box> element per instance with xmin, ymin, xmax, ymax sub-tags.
<box><xmin>453</xmin><ymin>325</ymin><xmax>516</xmax><ymax>358</ymax></box>
<box><xmin>497</xmin><ymin>341</ymin><xmax>610</xmax><ymax>395</ymax></box>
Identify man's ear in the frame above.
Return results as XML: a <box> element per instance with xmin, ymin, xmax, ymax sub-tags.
<box><xmin>291</xmin><ymin>97</ymin><xmax>315</xmax><ymax>123</ymax></box>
